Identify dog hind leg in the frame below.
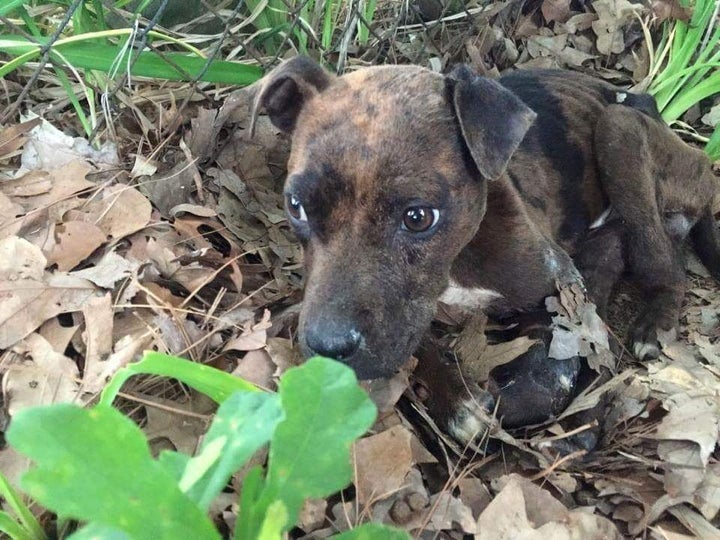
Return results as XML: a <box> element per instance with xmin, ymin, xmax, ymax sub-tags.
<box><xmin>691</xmin><ymin>208</ymin><xmax>720</xmax><ymax>281</ymax></box>
<box><xmin>594</xmin><ymin>107</ymin><xmax>686</xmax><ymax>360</ymax></box>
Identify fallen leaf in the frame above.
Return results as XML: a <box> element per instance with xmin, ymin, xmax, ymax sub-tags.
<box><xmin>0</xmin><ymin>170</ymin><xmax>52</xmax><ymax>197</ymax></box>
<box><xmin>5</xmin><ymin>333</ymin><xmax>79</xmax><ymax>414</ymax></box>
<box><xmin>298</xmin><ymin>498</ymin><xmax>328</xmax><ymax>533</ymax></box>
<box><xmin>0</xmin><ymin>118</ymin><xmax>42</xmax><ymax>159</ymax></box>
<box><xmin>143</xmin><ymin>396</ymin><xmax>208</xmax><ymax>455</ymax></box>
<box><xmin>527</xmin><ymin>34</ymin><xmax>597</xmax><ymax>67</ymax></box>
<box><xmin>70</xmin><ymin>250</ymin><xmax>139</xmax><ymax>289</ymax></box>
<box><xmin>224</xmin><ymin>310</ymin><xmax>272</xmax><ymax>352</ymax></box>
<box><xmin>0</xmin><ymin>237</ymin><xmax>97</xmax><ymax>348</ymax></box>
<box><xmin>81</xmin><ymin>332</ymin><xmax>151</xmax><ymax>395</ymax></box>
<box><xmin>19</xmin><ymin>114</ymin><xmax>118</xmax><ymax>171</ymax></box>
<box><xmin>592</xmin><ymin>0</ymin><xmax>644</xmax><ymax>56</ymax></box>
<box><xmin>232</xmin><ymin>348</ymin><xmax>275</xmax><ymax>389</ymax></box>
<box><xmin>0</xmin><ymin>192</ymin><xmax>23</xmax><ymax>239</ymax></box>
<box><xmin>81</xmin><ymin>293</ymin><xmax>114</xmax><ymax>369</ymax></box>
<box><xmin>457</xmin><ymin>477</ymin><xmax>492</xmax><ymax>519</ymax></box>
<box><xmin>139</xmin><ymin>159</ymin><xmax>196</xmax><ymax>216</ymax></box>
<box><xmin>651</xmin><ymin>0</ymin><xmax>692</xmax><ymax>22</ymax></box>
<box><xmin>46</xmin><ymin>221</ymin><xmax>106</xmax><ymax>271</ymax></box>
<box><xmin>477</xmin><ymin>475</ymin><xmax>621</xmax><ymax>539</ymax></box>
<box><xmin>130</xmin><ymin>154</ymin><xmax>158</xmax><ymax>178</ymax></box>
<box><xmin>655</xmin><ymin>396</ymin><xmax>719</xmax><ymax>466</ymax></box>
<box><xmin>426</xmin><ymin>492</ymin><xmax>476</xmax><ymax>534</ymax></box>
<box><xmin>353</xmin><ymin>425</ymin><xmax>414</xmax><ymax>506</ymax></box>
<box><xmin>542</xmin><ymin>0</ymin><xmax>572</xmax><ymax>23</ymax></box>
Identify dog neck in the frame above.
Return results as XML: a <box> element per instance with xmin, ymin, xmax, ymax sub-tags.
<box><xmin>448</xmin><ymin>176</ymin><xmax>571</xmax><ymax>312</ymax></box>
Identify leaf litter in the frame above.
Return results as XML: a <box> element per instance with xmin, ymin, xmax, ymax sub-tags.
<box><xmin>0</xmin><ymin>2</ymin><xmax>719</xmax><ymax>537</ymax></box>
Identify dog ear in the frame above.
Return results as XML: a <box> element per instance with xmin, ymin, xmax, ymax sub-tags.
<box><xmin>250</xmin><ymin>56</ymin><xmax>333</xmax><ymax>135</ymax></box>
<box><xmin>448</xmin><ymin>66</ymin><xmax>536</xmax><ymax>180</ymax></box>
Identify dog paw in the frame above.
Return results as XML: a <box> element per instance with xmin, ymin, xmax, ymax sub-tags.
<box><xmin>630</xmin><ymin>314</ymin><xmax>676</xmax><ymax>361</ymax></box>
<box><xmin>632</xmin><ymin>337</ymin><xmax>660</xmax><ymax>361</ymax></box>
<box><xmin>446</xmin><ymin>387</ymin><xmax>496</xmax><ymax>445</ymax></box>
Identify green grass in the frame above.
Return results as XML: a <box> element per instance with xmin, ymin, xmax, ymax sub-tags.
<box><xmin>0</xmin><ymin>0</ymin><xmax>381</xmax><ymax>140</ymax></box>
<box><xmin>645</xmin><ymin>0</ymin><xmax>720</xmax><ymax>160</ymax></box>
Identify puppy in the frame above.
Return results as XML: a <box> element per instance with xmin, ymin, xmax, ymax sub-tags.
<box><xmin>251</xmin><ymin>57</ymin><xmax>720</xmax><ymax>440</ymax></box>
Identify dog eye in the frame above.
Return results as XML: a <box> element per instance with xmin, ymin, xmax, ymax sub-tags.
<box><xmin>286</xmin><ymin>194</ymin><xmax>308</xmax><ymax>222</ymax></box>
<box><xmin>402</xmin><ymin>206</ymin><xmax>439</xmax><ymax>233</ymax></box>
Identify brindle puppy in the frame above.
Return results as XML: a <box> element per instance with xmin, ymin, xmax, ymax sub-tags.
<box><xmin>251</xmin><ymin>57</ymin><xmax>720</xmax><ymax>442</ymax></box>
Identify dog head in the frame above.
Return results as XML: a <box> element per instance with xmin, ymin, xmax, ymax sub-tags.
<box><xmin>253</xmin><ymin>57</ymin><xmax>536</xmax><ymax>378</ymax></box>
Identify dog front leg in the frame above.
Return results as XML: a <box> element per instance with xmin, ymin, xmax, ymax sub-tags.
<box><xmin>411</xmin><ymin>336</ymin><xmax>497</xmax><ymax>445</ymax></box>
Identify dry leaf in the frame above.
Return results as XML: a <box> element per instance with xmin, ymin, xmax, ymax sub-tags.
<box><xmin>46</xmin><ymin>221</ymin><xmax>106</xmax><ymax>271</ymax></box>
<box><xmin>651</xmin><ymin>0</ymin><xmax>692</xmax><ymax>22</ymax></box>
<box><xmin>224</xmin><ymin>310</ymin><xmax>272</xmax><ymax>352</ymax></box>
<box><xmin>527</xmin><ymin>34</ymin><xmax>597</xmax><ymax>67</ymax></box>
<box><xmin>298</xmin><ymin>498</ymin><xmax>328</xmax><ymax>533</ymax></box>
<box><xmin>592</xmin><ymin>0</ymin><xmax>644</xmax><ymax>56</ymax></box>
<box><xmin>70</xmin><ymin>250</ymin><xmax>139</xmax><ymax>289</ymax></box>
<box><xmin>542</xmin><ymin>0</ymin><xmax>572</xmax><ymax>23</ymax></box>
<box><xmin>0</xmin><ymin>118</ymin><xmax>42</xmax><ymax>159</ymax></box>
<box><xmin>139</xmin><ymin>159</ymin><xmax>196</xmax><ymax>216</ymax></box>
<box><xmin>232</xmin><ymin>348</ymin><xmax>275</xmax><ymax>389</ymax></box>
<box><xmin>0</xmin><ymin>192</ymin><xmax>23</xmax><ymax>240</ymax></box>
<box><xmin>144</xmin><ymin>397</ymin><xmax>208</xmax><ymax>455</ymax></box>
<box><xmin>477</xmin><ymin>475</ymin><xmax>621</xmax><ymax>539</ymax></box>
<box><xmin>81</xmin><ymin>293</ymin><xmax>114</xmax><ymax>368</ymax></box>
<box><xmin>655</xmin><ymin>397</ymin><xmax>719</xmax><ymax>466</ymax></box>
<box><xmin>353</xmin><ymin>425</ymin><xmax>414</xmax><ymax>506</ymax></box>
<box><xmin>5</xmin><ymin>333</ymin><xmax>79</xmax><ymax>414</ymax></box>
<box><xmin>81</xmin><ymin>332</ymin><xmax>151</xmax><ymax>395</ymax></box>
<box><xmin>19</xmin><ymin>114</ymin><xmax>117</xmax><ymax>171</ymax></box>
<box><xmin>0</xmin><ymin>237</ymin><xmax>97</xmax><ymax>348</ymax></box>
<box><xmin>426</xmin><ymin>492</ymin><xmax>476</xmax><ymax>534</ymax></box>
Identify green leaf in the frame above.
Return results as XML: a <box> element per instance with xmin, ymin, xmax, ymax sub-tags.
<box><xmin>180</xmin><ymin>391</ymin><xmax>284</xmax><ymax>510</ymax></box>
<box><xmin>7</xmin><ymin>405</ymin><xmax>220</xmax><ymax>540</ymax></box>
<box><xmin>242</xmin><ymin>357</ymin><xmax>377</xmax><ymax>537</ymax></box>
<box><xmin>0</xmin><ymin>511</ymin><xmax>33</xmax><ymax>540</ymax></box>
<box><xmin>257</xmin><ymin>501</ymin><xmax>288</xmax><ymax>540</ymax></box>
<box><xmin>0</xmin><ymin>472</ymin><xmax>46</xmax><ymax>540</ymax></box>
<box><xmin>68</xmin><ymin>523</ymin><xmax>130</xmax><ymax>540</ymax></box>
<box><xmin>0</xmin><ymin>35</ymin><xmax>263</xmax><ymax>85</ymax></box>
<box><xmin>99</xmin><ymin>351</ymin><xmax>258</xmax><ymax>407</ymax></box>
<box><xmin>157</xmin><ymin>450</ymin><xmax>191</xmax><ymax>482</ymax></box>
<box><xmin>235</xmin><ymin>465</ymin><xmax>265</xmax><ymax>540</ymax></box>
<box><xmin>705</xmin><ymin>124</ymin><xmax>720</xmax><ymax>161</ymax></box>
<box><xmin>0</xmin><ymin>0</ymin><xmax>26</xmax><ymax>17</ymax></box>
<box><xmin>332</xmin><ymin>523</ymin><xmax>411</xmax><ymax>540</ymax></box>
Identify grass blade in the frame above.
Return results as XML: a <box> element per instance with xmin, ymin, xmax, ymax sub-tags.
<box><xmin>0</xmin><ymin>36</ymin><xmax>263</xmax><ymax>85</ymax></box>
<box><xmin>0</xmin><ymin>473</ymin><xmax>46</xmax><ymax>540</ymax></box>
<box><xmin>0</xmin><ymin>512</ymin><xmax>33</xmax><ymax>540</ymax></box>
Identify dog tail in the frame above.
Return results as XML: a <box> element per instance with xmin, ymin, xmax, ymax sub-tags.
<box><xmin>691</xmin><ymin>208</ymin><xmax>720</xmax><ymax>281</ymax></box>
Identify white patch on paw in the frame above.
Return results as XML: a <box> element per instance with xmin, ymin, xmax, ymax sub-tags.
<box><xmin>447</xmin><ymin>397</ymin><xmax>492</xmax><ymax>444</ymax></box>
<box><xmin>558</xmin><ymin>373</ymin><xmax>574</xmax><ymax>391</ymax></box>
<box><xmin>589</xmin><ymin>206</ymin><xmax>613</xmax><ymax>229</ymax></box>
<box><xmin>634</xmin><ymin>340</ymin><xmax>660</xmax><ymax>360</ymax></box>
<box><xmin>439</xmin><ymin>279</ymin><xmax>503</xmax><ymax>310</ymax></box>
<box><xmin>616</xmin><ymin>92</ymin><xmax>627</xmax><ymax>103</ymax></box>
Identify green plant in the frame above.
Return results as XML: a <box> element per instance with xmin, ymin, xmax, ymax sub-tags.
<box><xmin>644</xmin><ymin>0</ymin><xmax>720</xmax><ymax>160</ymax></box>
<box><xmin>0</xmin><ymin>473</ymin><xmax>46</xmax><ymax>540</ymax></box>
<box><xmin>5</xmin><ymin>352</ymin><xmax>409</xmax><ymax>539</ymax></box>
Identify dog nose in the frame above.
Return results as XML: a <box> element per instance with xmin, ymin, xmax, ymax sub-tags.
<box><xmin>304</xmin><ymin>320</ymin><xmax>362</xmax><ymax>360</ymax></box>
